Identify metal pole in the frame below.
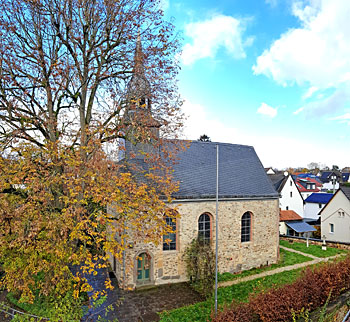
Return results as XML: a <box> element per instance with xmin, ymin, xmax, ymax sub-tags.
<box><xmin>215</xmin><ymin>144</ymin><xmax>219</xmax><ymax>315</ymax></box>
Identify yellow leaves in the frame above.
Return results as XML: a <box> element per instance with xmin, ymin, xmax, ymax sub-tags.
<box><xmin>73</xmin><ymin>289</ymin><xmax>80</xmax><ymax>300</ymax></box>
<box><xmin>0</xmin><ymin>134</ymin><xmax>183</xmax><ymax>304</ymax></box>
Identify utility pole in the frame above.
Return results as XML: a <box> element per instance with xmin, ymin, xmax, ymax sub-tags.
<box><xmin>215</xmin><ymin>144</ymin><xmax>219</xmax><ymax>316</ymax></box>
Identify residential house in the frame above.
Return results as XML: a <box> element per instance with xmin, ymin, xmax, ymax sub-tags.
<box><xmin>320</xmin><ymin>171</ymin><xmax>341</xmax><ymax>191</ymax></box>
<box><xmin>304</xmin><ymin>193</ymin><xmax>333</xmax><ymax>223</ymax></box>
<box><xmin>296</xmin><ymin>177</ymin><xmax>320</xmax><ymax>200</ymax></box>
<box><xmin>268</xmin><ymin>172</ymin><xmax>304</xmax><ymax>217</ymax></box>
<box><xmin>279</xmin><ymin>209</ymin><xmax>316</xmax><ymax>237</ymax></box>
<box><xmin>107</xmin><ymin>37</ymin><xmax>280</xmax><ymax>289</ymax></box>
<box><xmin>320</xmin><ymin>186</ymin><xmax>350</xmax><ymax>243</ymax></box>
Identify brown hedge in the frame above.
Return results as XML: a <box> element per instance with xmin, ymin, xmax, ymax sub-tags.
<box><xmin>212</xmin><ymin>256</ymin><xmax>350</xmax><ymax>322</ymax></box>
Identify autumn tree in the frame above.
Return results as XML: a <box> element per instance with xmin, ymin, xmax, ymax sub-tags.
<box><xmin>0</xmin><ymin>0</ymin><xmax>182</xmax><ymax>316</ymax></box>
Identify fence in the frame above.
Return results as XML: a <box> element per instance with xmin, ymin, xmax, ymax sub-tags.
<box><xmin>0</xmin><ymin>302</ymin><xmax>49</xmax><ymax>321</ymax></box>
<box><xmin>280</xmin><ymin>235</ymin><xmax>350</xmax><ymax>250</ymax></box>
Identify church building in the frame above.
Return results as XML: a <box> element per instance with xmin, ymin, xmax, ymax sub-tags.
<box><xmin>108</xmin><ymin>37</ymin><xmax>280</xmax><ymax>289</ymax></box>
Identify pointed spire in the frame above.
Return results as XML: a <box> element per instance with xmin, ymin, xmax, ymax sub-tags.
<box><xmin>127</xmin><ymin>32</ymin><xmax>151</xmax><ymax>100</ymax></box>
<box><xmin>134</xmin><ymin>32</ymin><xmax>145</xmax><ymax>75</ymax></box>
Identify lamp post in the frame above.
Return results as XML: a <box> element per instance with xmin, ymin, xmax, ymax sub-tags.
<box><xmin>215</xmin><ymin>144</ymin><xmax>219</xmax><ymax>316</ymax></box>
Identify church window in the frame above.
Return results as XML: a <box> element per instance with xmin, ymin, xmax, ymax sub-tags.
<box><xmin>163</xmin><ymin>216</ymin><xmax>176</xmax><ymax>251</ymax></box>
<box><xmin>241</xmin><ymin>212</ymin><xmax>252</xmax><ymax>242</ymax></box>
<box><xmin>198</xmin><ymin>213</ymin><xmax>211</xmax><ymax>242</ymax></box>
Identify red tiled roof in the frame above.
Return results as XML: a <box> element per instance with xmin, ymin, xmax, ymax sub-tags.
<box><xmin>296</xmin><ymin>181</ymin><xmax>320</xmax><ymax>192</ymax></box>
<box><xmin>280</xmin><ymin>210</ymin><xmax>303</xmax><ymax>221</ymax></box>
<box><xmin>305</xmin><ymin>177</ymin><xmax>322</xmax><ymax>187</ymax></box>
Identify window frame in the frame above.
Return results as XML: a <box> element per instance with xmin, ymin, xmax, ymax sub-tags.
<box><xmin>198</xmin><ymin>213</ymin><xmax>212</xmax><ymax>243</ymax></box>
<box><xmin>241</xmin><ymin>212</ymin><xmax>252</xmax><ymax>243</ymax></box>
<box><xmin>163</xmin><ymin>215</ymin><xmax>177</xmax><ymax>251</ymax></box>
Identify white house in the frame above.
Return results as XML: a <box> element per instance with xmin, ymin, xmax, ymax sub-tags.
<box><xmin>296</xmin><ymin>178</ymin><xmax>321</xmax><ymax>200</ymax></box>
<box><xmin>320</xmin><ymin>171</ymin><xmax>340</xmax><ymax>192</ymax></box>
<box><xmin>304</xmin><ymin>193</ymin><xmax>333</xmax><ymax>221</ymax></box>
<box><xmin>268</xmin><ymin>173</ymin><xmax>304</xmax><ymax>217</ymax></box>
<box><xmin>320</xmin><ymin>186</ymin><xmax>350</xmax><ymax>243</ymax></box>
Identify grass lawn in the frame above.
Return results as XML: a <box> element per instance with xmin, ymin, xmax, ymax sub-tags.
<box><xmin>280</xmin><ymin>240</ymin><xmax>348</xmax><ymax>258</ymax></box>
<box><xmin>218</xmin><ymin>248</ymin><xmax>312</xmax><ymax>282</ymax></box>
<box><xmin>159</xmin><ymin>268</ymin><xmax>303</xmax><ymax>322</ymax></box>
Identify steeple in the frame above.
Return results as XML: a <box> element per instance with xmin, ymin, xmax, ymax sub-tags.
<box><xmin>126</xmin><ymin>33</ymin><xmax>151</xmax><ymax>107</ymax></box>
<box><xmin>125</xmin><ymin>34</ymin><xmax>161</xmax><ymax>149</ymax></box>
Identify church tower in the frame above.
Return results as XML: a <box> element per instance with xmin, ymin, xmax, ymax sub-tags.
<box><xmin>124</xmin><ymin>35</ymin><xmax>161</xmax><ymax>159</ymax></box>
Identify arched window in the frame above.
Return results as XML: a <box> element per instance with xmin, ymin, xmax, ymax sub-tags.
<box><xmin>198</xmin><ymin>213</ymin><xmax>211</xmax><ymax>242</ymax></box>
<box><xmin>163</xmin><ymin>216</ymin><xmax>176</xmax><ymax>251</ymax></box>
<box><xmin>241</xmin><ymin>212</ymin><xmax>252</xmax><ymax>242</ymax></box>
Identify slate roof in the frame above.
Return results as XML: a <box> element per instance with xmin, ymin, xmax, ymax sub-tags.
<box><xmin>123</xmin><ymin>140</ymin><xmax>279</xmax><ymax>200</ymax></box>
<box><xmin>304</xmin><ymin>193</ymin><xmax>333</xmax><ymax>204</ymax></box>
<box><xmin>280</xmin><ymin>210</ymin><xmax>302</xmax><ymax>221</ymax></box>
<box><xmin>286</xmin><ymin>221</ymin><xmax>316</xmax><ymax>233</ymax></box>
<box><xmin>268</xmin><ymin>174</ymin><xmax>287</xmax><ymax>193</ymax></box>
<box><xmin>342</xmin><ymin>173</ymin><xmax>350</xmax><ymax>182</ymax></box>
<box><xmin>340</xmin><ymin>185</ymin><xmax>350</xmax><ymax>201</ymax></box>
<box><xmin>320</xmin><ymin>171</ymin><xmax>332</xmax><ymax>181</ymax></box>
<box><xmin>171</xmin><ymin>141</ymin><xmax>279</xmax><ymax>200</ymax></box>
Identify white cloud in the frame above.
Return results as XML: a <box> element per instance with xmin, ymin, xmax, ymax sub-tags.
<box><xmin>329</xmin><ymin>113</ymin><xmax>350</xmax><ymax>125</ymax></box>
<box><xmin>159</xmin><ymin>0</ymin><xmax>169</xmax><ymax>11</ymax></box>
<box><xmin>293</xmin><ymin>107</ymin><xmax>304</xmax><ymax>115</ymax></box>
<box><xmin>257</xmin><ymin>102</ymin><xmax>278</xmax><ymax>118</ymax></box>
<box><xmin>302</xmin><ymin>86</ymin><xmax>318</xmax><ymax>100</ymax></box>
<box><xmin>303</xmin><ymin>88</ymin><xmax>350</xmax><ymax>117</ymax></box>
<box><xmin>181</xmin><ymin>99</ymin><xmax>238</xmax><ymax>141</ymax></box>
<box><xmin>253</xmin><ymin>1</ymin><xmax>350</xmax><ymax>89</ymax></box>
<box><xmin>181</xmin><ymin>14</ymin><xmax>251</xmax><ymax>65</ymax></box>
<box><xmin>181</xmin><ymin>99</ymin><xmax>348</xmax><ymax>168</ymax></box>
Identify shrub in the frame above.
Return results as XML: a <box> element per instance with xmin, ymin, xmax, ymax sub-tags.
<box><xmin>183</xmin><ymin>238</ymin><xmax>215</xmax><ymax>298</ymax></box>
<box><xmin>212</xmin><ymin>256</ymin><xmax>350</xmax><ymax>322</ymax></box>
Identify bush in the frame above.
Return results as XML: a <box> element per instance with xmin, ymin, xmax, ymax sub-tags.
<box><xmin>183</xmin><ymin>238</ymin><xmax>215</xmax><ymax>298</ymax></box>
<box><xmin>212</xmin><ymin>256</ymin><xmax>350</xmax><ymax>322</ymax></box>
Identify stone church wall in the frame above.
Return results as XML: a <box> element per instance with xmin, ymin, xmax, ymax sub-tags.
<box><xmin>111</xmin><ymin>198</ymin><xmax>279</xmax><ymax>289</ymax></box>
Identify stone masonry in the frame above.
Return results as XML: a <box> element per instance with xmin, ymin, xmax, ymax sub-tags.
<box><xmin>110</xmin><ymin>198</ymin><xmax>280</xmax><ymax>289</ymax></box>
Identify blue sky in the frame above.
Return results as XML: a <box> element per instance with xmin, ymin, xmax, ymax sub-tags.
<box><xmin>162</xmin><ymin>0</ymin><xmax>350</xmax><ymax>169</ymax></box>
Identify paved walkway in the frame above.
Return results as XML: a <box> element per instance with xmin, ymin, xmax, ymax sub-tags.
<box><xmin>219</xmin><ymin>246</ymin><xmax>342</xmax><ymax>288</ymax></box>
<box><xmin>82</xmin><ymin>273</ymin><xmax>203</xmax><ymax>322</ymax></box>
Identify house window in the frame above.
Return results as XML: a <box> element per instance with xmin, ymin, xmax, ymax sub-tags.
<box><xmin>163</xmin><ymin>216</ymin><xmax>176</xmax><ymax>251</ymax></box>
<box><xmin>198</xmin><ymin>213</ymin><xmax>211</xmax><ymax>242</ymax></box>
<box><xmin>290</xmin><ymin>191</ymin><xmax>292</xmax><ymax>198</ymax></box>
<box><xmin>286</xmin><ymin>206</ymin><xmax>289</xmax><ymax>210</ymax></box>
<box><xmin>319</xmin><ymin>203</ymin><xmax>322</xmax><ymax>209</ymax></box>
<box><xmin>290</xmin><ymin>180</ymin><xmax>292</xmax><ymax>186</ymax></box>
<box><xmin>241</xmin><ymin>212</ymin><xmax>252</xmax><ymax>243</ymax></box>
<box><xmin>330</xmin><ymin>223</ymin><xmax>334</xmax><ymax>233</ymax></box>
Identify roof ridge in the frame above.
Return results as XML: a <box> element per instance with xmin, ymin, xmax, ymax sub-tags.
<box><xmin>189</xmin><ymin>140</ymin><xmax>254</xmax><ymax>149</ymax></box>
